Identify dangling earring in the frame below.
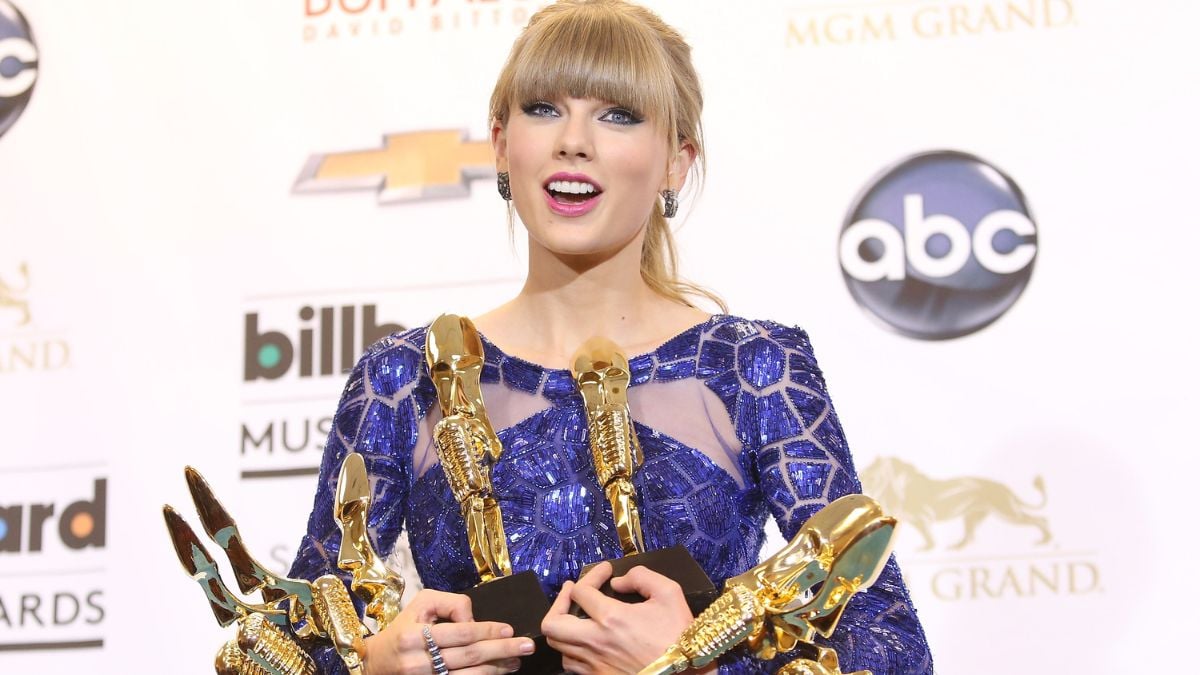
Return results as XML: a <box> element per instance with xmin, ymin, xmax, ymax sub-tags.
<box><xmin>661</xmin><ymin>189</ymin><xmax>678</xmax><ymax>218</ymax></box>
<box><xmin>497</xmin><ymin>172</ymin><xmax>512</xmax><ymax>201</ymax></box>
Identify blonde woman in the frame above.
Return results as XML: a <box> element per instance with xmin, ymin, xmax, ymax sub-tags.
<box><xmin>291</xmin><ymin>1</ymin><xmax>933</xmax><ymax>673</ymax></box>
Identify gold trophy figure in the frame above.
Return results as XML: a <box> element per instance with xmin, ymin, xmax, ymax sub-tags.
<box><xmin>425</xmin><ymin>313</ymin><xmax>512</xmax><ymax>582</ymax></box>
<box><xmin>569</xmin><ymin>337</ymin><xmax>716</xmax><ymax>617</ymax></box>
<box><xmin>335</xmin><ymin>452</ymin><xmax>405</xmax><ymax>629</ymax></box>
<box><xmin>165</xmin><ymin>458</ymin><xmax>404</xmax><ymax>675</ymax></box>
<box><xmin>572</xmin><ymin>336</ymin><xmax>645</xmax><ymax>555</ymax></box>
<box><xmin>424</xmin><ymin>314</ymin><xmax>559</xmax><ymax>674</ymax></box>
<box><xmin>638</xmin><ymin>494</ymin><xmax>898</xmax><ymax>675</ymax></box>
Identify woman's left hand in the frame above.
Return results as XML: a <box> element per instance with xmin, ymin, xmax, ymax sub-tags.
<box><xmin>541</xmin><ymin>561</ymin><xmax>709</xmax><ymax>675</ymax></box>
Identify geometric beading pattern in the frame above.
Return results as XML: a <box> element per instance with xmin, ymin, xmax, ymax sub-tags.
<box><xmin>289</xmin><ymin>316</ymin><xmax>933</xmax><ymax>674</ymax></box>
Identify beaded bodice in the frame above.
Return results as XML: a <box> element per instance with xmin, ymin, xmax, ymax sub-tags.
<box><xmin>290</xmin><ymin>316</ymin><xmax>933</xmax><ymax>673</ymax></box>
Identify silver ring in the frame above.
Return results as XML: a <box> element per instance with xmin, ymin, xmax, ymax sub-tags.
<box><xmin>422</xmin><ymin>624</ymin><xmax>449</xmax><ymax>675</ymax></box>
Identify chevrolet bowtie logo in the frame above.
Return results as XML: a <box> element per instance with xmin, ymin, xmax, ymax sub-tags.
<box><xmin>293</xmin><ymin>130</ymin><xmax>495</xmax><ymax>204</ymax></box>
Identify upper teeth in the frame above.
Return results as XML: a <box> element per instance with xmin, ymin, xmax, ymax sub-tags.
<box><xmin>547</xmin><ymin>180</ymin><xmax>597</xmax><ymax>195</ymax></box>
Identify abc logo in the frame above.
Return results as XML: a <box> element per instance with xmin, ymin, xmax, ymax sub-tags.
<box><xmin>839</xmin><ymin>151</ymin><xmax>1037</xmax><ymax>340</ymax></box>
<box><xmin>0</xmin><ymin>0</ymin><xmax>37</xmax><ymax>139</ymax></box>
<box><xmin>0</xmin><ymin>479</ymin><xmax>107</xmax><ymax>553</ymax></box>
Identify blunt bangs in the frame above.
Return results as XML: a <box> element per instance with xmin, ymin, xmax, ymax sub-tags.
<box><xmin>494</xmin><ymin>7</ymin><xmax>677</xmax><ymax>135</ymax></box>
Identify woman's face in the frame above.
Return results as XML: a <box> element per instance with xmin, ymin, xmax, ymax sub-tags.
<box><xmin>494</xmin><ymin>96</ymin><xmax>688</xmax><ymax>259</ymax></box>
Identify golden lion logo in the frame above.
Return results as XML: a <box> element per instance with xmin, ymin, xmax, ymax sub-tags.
<box><xmin>0</xmin><ymin>262</ymin><xmax>31</xmax><ymax>327</ymax></box>
<box><xmin>861</xmin><ymin>456</ymin><xmax>1051</xmax><ymax>551</ymax></box>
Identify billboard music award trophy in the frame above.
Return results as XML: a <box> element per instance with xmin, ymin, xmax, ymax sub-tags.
<box><xmin>638</xmin><ymin>494</ymin><xmax>898</xmax><ymax>675</ymax></box>
<box><xmin>570</xmin><ymin>337</ymin><xmax>718</xmax><ymax>616</ymax></box>
<box><xmin>425</xmin><ymin>313</ymin><xmax>559</xmax><ymax>675</ymax></box>
<box><xmin>163</xmin><ymin>456</ymin><xmax>406</xmax><ymax>675</ymax></box>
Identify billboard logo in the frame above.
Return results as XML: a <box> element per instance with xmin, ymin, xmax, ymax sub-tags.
<box><xmin>240</xmin><ymin>296</ymin><xmax>412</xmax><ymax>480</ymax></box>
<box><xmin>0</xmin><ymin>0</ymin><xmax>37</xmax><ymax>139</ymax></box>
<box><xmin>0</xmin><ymin>469</ymin><xmax>107</xmax><ymax>648</ymax></box>
<box><xmin>294</xmin><ymin>129</ymin><xmax>494</xmax><ymax>204</ymax></box>
<box><xmin>0</xmin><ymin>479</ymin><xmax>107</xmax><ymax>554</ymax></box>
<box><xmin>839</xmin><ymin>150</ymin><xmax>1037</xmax><ymax>340</ymax></box>
<box><xmin>245</xmin><ymin>304</ymin><xmax>405</xmax><ymax>381</ymax></box>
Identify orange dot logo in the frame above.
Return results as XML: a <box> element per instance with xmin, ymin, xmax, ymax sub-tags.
<box><xmin>69</xmin><ymin>512</ymin><xmax>94</xmax><ymax>539</ymax></box>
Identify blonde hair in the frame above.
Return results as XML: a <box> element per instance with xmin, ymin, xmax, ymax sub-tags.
<box><xmin>490</xmin><ymin>0</ymin><xmax>726</xmax><ymax>312</ymax></box>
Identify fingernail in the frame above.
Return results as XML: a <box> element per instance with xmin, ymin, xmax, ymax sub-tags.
<box><xmin>505</xmin><ymin>658</ymin><xmax>522</xmax><ymax>672</ymax></box>
<box><xmin>520</xmin><ymin>639</ymin><xmax>535</xmax><ymax>654</ymax></box>
<box><xmin>500</xmin><ymin>624</ymin><xmax>514</xmax><ymax>638</ymax></box>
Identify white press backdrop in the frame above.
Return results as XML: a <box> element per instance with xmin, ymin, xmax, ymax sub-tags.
<box><xmin>2</xmin><ymin>0</ymin><xmax>1198</xmax><ymax>672</ymax></box>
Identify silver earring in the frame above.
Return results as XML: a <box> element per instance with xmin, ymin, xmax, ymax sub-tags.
<box><xmin>661</xmin><ymin>189</ymin><xmax>678</xmax><ymax>218</ymax></box>
<box><xmin>497</xmin><ymin>172</ymin><xmax>511</xmax><ymax>201</ymax></box>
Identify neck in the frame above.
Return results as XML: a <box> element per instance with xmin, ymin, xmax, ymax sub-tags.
<box><xmin>522</xmin><ymin>231</ymin><xmax>658</xmax><ymax>340</ymax></box>
<box><xmin>475</xmin><ymin>230</ymin><xmax>709</xmax><ymax>367</ymax></box>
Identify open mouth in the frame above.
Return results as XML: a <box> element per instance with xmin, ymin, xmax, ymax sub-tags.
<box><xmin>544</xmin><ymin>179</ymin><xmax>602</xmax><ymax>205</ymax></box>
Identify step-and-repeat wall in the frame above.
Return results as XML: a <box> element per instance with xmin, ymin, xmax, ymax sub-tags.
<box><xmin>2</xmin><ymin>1</ymin><xmax>1196</xmax><ymax>672</ymax></box>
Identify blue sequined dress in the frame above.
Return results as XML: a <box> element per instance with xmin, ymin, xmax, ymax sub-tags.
<box><xmin>290</xmin><ymin>316</ymin><xmax>933</xmax><ymax>673</ymax></box>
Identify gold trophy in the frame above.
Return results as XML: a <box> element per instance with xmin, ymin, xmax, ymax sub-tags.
<box><xmin>334</xmin><ymin>453</ymin><xmax>406</xmax><ymax>627</ymax></box>
<box><xmin>638</xmin><ymin>494</ymin><xmax>898</xmax><ymax>675</ymax></box>
<box><xmin>570</xmin><ymin>337</ymin><xmax>716</xmax><ymax>615</ymax></box>
<box><xmin>164</xmin><ymin>457</ymin><xmax>404</xmax><ymax>674</ymax></box>
<box><xmin>425</xmin><ymin>313</ymin><xmax>511</xmax><ymax>581</ymax></box>
<box><xmin>424</xmin><ymin>313</ymin><xmax>558</xmax><ymax>674</ymax></box>
<box><xmin>572</xmin><ymin>337</ymin><xmax>645</xmax><ymax>555</ymax></box>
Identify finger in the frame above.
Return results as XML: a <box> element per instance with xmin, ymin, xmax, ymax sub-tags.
<box><xmin>408</xmin><ymin>589</ymin><xmax>474</xmax><ymax>623</ymax></box>
<box><xmin>557</xmin><ymin>652</ymin><xmax>593</xmax><ymax>675</ymax></box>
<box><xmin>545</xmin><ymin>633</ymin><xmax>591</xmax><ymax>657</ymax></box>
<box><xmin>452</xmin><ymin>660</ymin><xmax>523</xmax><ymax>675</ymax></box>
<box><xmin>609</xmin><ymin>565</ymin><xmax>683</xmax><ymax>601</ymax></box>
<box><xmin>575</xmin><ymin>561</ymin><xmax>613</xmax><ymax>590</ymax></box>
<box><xmin>439</xmin><ymin>637</ymin><xmax>534</xmax><ymax>670</ymax></box>
<box><xmin>544</xmin><ymin>580</ymin><xmax>574</xmax><ymax>619</ymax></box>
<box><xmin>542</xmin><ymin>606</ymin><xmax>597</xmax><ymax>645</ymax></box>
<box><xmin>560</xmin><ymin>562</ymin><xmax>614</xmax><ymax>621</ymax></box>
<box><xmin>430</xmin><ymin>621</ymin><xmax>514</xmax><ymax>648</ymax></box>
<box><xmin>545</xmin><ymin>640</ymin><xmax>591</xmax><ymax>675</ymax></box>
<box><xmin>544</xmin><ymin>576</ymin><xmax>580</xmax><ymax>638</ymax></box>
<box><xmin>542</xmin><ymin>581</ymin><xmax>584</xmax><ymax>642</ymax></box>
<box><xmin>570</xmin><ymin>581</ymin><xmax>626</xmax><ymax>622</ymax></box>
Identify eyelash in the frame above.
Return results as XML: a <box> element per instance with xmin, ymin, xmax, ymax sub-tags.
<box><xmin>520</xmin><ymin>101</ymin><xmax>643</xmax><ymax>126</ymax></box>
<box><xmin>521</xmin><ymin>101</ymin><xmax>558</xmax><ymax>117</ymax></box>
<box><xmin>601</xmin><ymin>107</ymin><xmax>642</xmax><ymax>125</ymax></box>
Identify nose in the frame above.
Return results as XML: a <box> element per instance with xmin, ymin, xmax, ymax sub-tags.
<box><xmin>555</xmin><ymin>110</ymin><xmax>593</xmax><ymax>160</ymax></box>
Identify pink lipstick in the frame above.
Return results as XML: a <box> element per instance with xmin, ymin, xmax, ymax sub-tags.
<box><xmin>543</xmin><ymin>172</ymin><xmax>603</xmax><ymax>217</ymax></box>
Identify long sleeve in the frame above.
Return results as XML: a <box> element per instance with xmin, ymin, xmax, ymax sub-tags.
<box><xmin>717</xmin><ymin>321</ymin><xmax>933</xmax><ymax>674</ymax></box>
<box><xmin>287</xmin><ymin>327</ymin><xmax>434</xmax><ymax>673</ymax></box>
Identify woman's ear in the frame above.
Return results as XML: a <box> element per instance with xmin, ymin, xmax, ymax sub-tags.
<box><xmin>491</xmin><ymin>117</ymin><xmax>508</xmax><ymax>172</ymax></box>
<box><xmin>663</xmin><ymin>139</ymin><xmax>698</xmax><ymax>192</ymax></box>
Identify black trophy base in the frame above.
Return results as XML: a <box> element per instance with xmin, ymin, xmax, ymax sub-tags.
<box><xmin>570</xmin><ymin>545</ymin><xmax>718</xmax><ymax>618</ymax></box>
<box><xmin>462</xmin><ymin>570</ymin><xmax>562</xmax><ymax>675</ymax></box>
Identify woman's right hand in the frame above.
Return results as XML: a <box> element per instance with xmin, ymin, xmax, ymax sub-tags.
<box><xmin>362</xmin><ymin>588</ymin><xmax>534</xmax><ymax>675</ymax></box>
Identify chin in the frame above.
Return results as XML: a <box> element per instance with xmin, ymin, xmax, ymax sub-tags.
<box><xmin>535</xmin><ymin>235</ymin><xmax>629</xmax><ymax>259</ymax></box>
<box><xmin>530</xmin><ymin>225</ymin><xmax>644</xmax><ymax>258</ymax></box>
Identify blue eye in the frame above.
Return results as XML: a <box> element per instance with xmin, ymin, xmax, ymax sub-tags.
<box><xmin>600</xmin><ymin>107</ymin><xmax>642</xmax><ymax>126</ymax></box>
<box><xmin>521</xmin><ymin>101</ymin><xmax>559</xmax><ymax>118</ymax></box>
